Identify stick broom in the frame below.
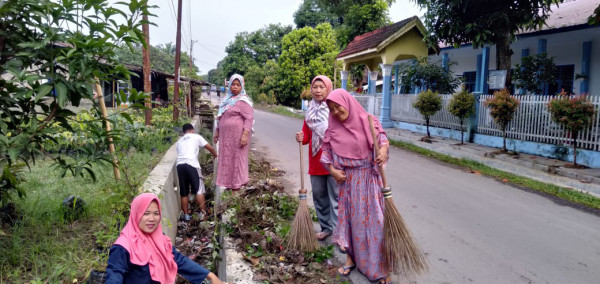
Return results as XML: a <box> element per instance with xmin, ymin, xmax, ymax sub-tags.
<box><xmin>284</xmin><ymin>142</ymin><xmax>319</xmax><ymax>252</ymax></box>
<box><xmin>368</xmin><ymin>115</ymin><xmax>428</xmax><ymax>277</ymax></box>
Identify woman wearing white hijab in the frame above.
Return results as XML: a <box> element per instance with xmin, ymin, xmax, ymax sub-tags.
<box><xmin>295</xmin><ymin>75</ymin><xmax>339</xmax><ymax>241</ymax></box>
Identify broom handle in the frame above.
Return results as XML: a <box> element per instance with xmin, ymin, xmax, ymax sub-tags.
<box><xmin>299</xmin><ymin>142</ymin><xmax>305</xmax><ymax>190</ymax></box>
<box><xmin>368</xmin><ymin>115</ymin><xmax>388</xmax><ymax>188</ymax></box>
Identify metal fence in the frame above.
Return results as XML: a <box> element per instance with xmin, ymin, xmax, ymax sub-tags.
<box><xmin>477</xmin><ymin>94</ymin><xmax>600</xmax><ymax>151</ymax></box>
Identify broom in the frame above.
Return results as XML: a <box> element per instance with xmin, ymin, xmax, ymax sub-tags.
<box><xmin>368</xmin><ymin>115</ymin><xmax>428</xmax><ymax>278</ymax></box>
<box><xmin>284</xmin><ymin>142</ymin><xmax>320</xmax><ymax>252</ymax></box>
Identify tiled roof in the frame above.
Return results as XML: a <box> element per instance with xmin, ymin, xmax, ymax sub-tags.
<box><xmin>539</xmin><ymin>0</ymin><xmax>596</xmax><ymax>30</ymax></box>
<box><xmin>337</xmin><ymin>16</ymin><xmax>418</xmax><ymax>59</ymax></box>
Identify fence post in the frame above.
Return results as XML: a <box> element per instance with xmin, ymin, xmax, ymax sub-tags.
<box><xmin>467</xmin><ymin>92</ymin><xmax>481</xmax><ymax>143</ymax></box>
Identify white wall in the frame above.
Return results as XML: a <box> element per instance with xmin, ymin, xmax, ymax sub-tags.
<box><xmin>431</xmin><ymin>26</ymin><xmax>600</xmax><ymax>95</ymax></box>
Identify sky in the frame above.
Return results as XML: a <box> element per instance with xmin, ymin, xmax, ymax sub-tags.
<box><xmin>147</xmin><ymin>0</ymin><xmax>425</xmax><ymax>74</ymax></box>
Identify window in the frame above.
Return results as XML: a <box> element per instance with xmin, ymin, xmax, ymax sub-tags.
<box><xmin>548</xmin><ymin>65</ymin><xmax>574</xmax><ymax>95</ymax></box>
<box><xmin>462</xmin><ymin>71</ymin><xmax>477</xmax><ymax>93</ymax></box>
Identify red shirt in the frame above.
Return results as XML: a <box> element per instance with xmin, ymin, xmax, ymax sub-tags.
<box><xmin>301</xmin><ymin>120</ymin><xmax>330</xmax><ymax>176</ymax></box>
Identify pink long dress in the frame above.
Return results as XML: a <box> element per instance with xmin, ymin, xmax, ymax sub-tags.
<box><xmin>216</xmin><ymin>101</ymin><xmax>253</xmax><ymax>189</ymax></box>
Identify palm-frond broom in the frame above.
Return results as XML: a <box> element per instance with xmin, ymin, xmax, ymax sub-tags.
<box><xmin>284</xmin><ymin>142</ymin><xmax>319</xmax><ymax>252</ymax></box>
<box><xmin>368</xmin><ymin>115</ymin><xmax>428</xmax><ymax>277</ymax></box>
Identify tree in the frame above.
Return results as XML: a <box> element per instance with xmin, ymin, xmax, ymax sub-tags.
<box><xmin>413</xmin><ymin>89</ymin><xmax>442</xmax><ymax>138</ymax></box>
<box><xmin>589</xmin><ymin>4</ymin><xmax>600</xmax><ymax>25</ymax></box>
<box><xmin>448</xmin><ymin>89</ymin><xmax>476</xmax><ymax>144</ymax></box>
<box><xmin>414</xmin><ymin>0</ymin><xmax>564</xmax><ymax>87</ymax></box>
<box><xmin>294</xmin><ymin>0</ymin><xmax>338</xmax><ymax>28</ymax></box>
<box><xmin>114</xmin><ymin>43</ymin><xmax>199</xmax><ymax>77</ymax></box>
<box><xmin>485</xmin><ymin>89</ymin><xmax>520</xmax><ymax>152</ymax></box>
<box><xmin>221</xmin><ymin>24</ymin><xmax>292</xmax><ymax>78</ymax></box>
<box><xmin>317</xmin><ymin>0</ymin><xmax>395</xmax><ymax>48</ymax></box>
<box><xmin>512</xmin><ymin>53</ymin><xmax>556</xmax><ymax>95</ymax></box>
<box><xmin>0</xmin><ymin>0</ymin><xmax>148</xmax><ymax>204</ymax></box>
<box><xmin>548</xmin><ymin>91</ymin><xmax>595</xmax><ymax>167</ymax></box>
<box><xmin>399</xmin><ymin>57</ymin><xmax>460</xmax><ymax>94</ymax></box>
<box><xmin>276</xmin><ymin>23</ymin><xmax>338</xmax><ymax>107</ymax></box>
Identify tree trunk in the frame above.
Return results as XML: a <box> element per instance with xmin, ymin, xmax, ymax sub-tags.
<box><xmin>496</xmin><ymin>32</ymin><xmax>513</xmax><ymax>91</ymax></box>
<box><xmin>502</xmin><ymin>127</ymin><xmax>507</xmax><ymax>152</ymax></box>
<box><xmin>426</xmin><ymin>117</ymin><xmax>431</xmax><ymax>138</ymax></box>
<box><xmin>573</xmin><ymin>131</ymin><xmax>578</xmax><ymax>166</ymax></box>
<box><xmin>460</xmin><ymin>118</ymin><xmax>464</xmax><ymax>144</ymax></box>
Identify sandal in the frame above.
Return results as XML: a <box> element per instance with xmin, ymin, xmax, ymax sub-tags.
<box><xmin>337</xmin><ymin>264</ymin><xmax>355</xmax><ymax>276</ymax></box>
<box><xmin>316</xmin><ymin>231</ymin><xmax>331</xmax><ymax>241</ymax></box>
<box><xmin>378</xmin><ymin>275</ymin><xmax>392</xmax><ymax>284</ymax></box>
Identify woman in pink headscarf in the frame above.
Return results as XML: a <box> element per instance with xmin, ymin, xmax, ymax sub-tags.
<box><xmin>295</xmin><ymin>75</ymin><xmax>339</xmax><ymax>241</ymax></box>
<box><xmin>214</xmin><ymin>74</ymin><xmax>254</xmax><ymax>191</ymax></box>
<box><xmin>105</xmin><ymin>193</ymin><xmax>226</xmax><ymax>284</ymax></box>
<box><xmin>320</xmin><ymin>89</ymin><xmax>391</xmax><ymax>283</ymax></box>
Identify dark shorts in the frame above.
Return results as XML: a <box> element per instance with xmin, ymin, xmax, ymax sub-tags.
<box><xmin>177</xmin><ymin>164</ymin><xmax>200</xmax><ymax>197</ymax></box>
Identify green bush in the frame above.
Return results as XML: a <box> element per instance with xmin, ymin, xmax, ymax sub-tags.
<box><xmin>448</xmin><ymin>89</ymin><xmax>476</xmax><ymax>144</ymax></box>
<box><xmin>485</xmin><ymin>89</ymin><xmax>520</xmax><ymax>152</ymax></box>
<box><xmin>548</xmin><ymin>91</ymin><xmax>595</xmax><ymax>166</ymax></box>
<box><xmin>413</xmin><ymin>89</ymin><xmax>442</xmax><ymax>138</ymax></box>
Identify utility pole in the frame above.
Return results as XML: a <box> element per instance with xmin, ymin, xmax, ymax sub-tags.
<box><xmin>172</xmin><ymin>0</ymin><xmax>183</xmax><ymax>121</ymax></box>
<box><xmin>142</xmin><ymin>12</ymin><xmax>152</xmax><ymax>125</ymax></box>
<box><xmin>187</xmin><ymin>39</ymin><xmax>198</xmax><ymax>117</ymax></box>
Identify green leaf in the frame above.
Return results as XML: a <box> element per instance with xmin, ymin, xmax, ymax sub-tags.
<box><xmin>35</xmin><ymin>84</ymin><xmax>54</xmax><ymax>101</ymax></box>
<box><xmin>55</xmin><ymin>82</ymin><xmax>68</xmax><ymax>108</ymax></box>
<box><xmin>120</xmin><ymin>113</ymin><xmax>133</xmax><ymax>124</ymax></box>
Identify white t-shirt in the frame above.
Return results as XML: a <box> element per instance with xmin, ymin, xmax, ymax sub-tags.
<box><xmin>176</xmin><ymin>133</ymin><xmax>208</xmax><ymax>169</ymax></box>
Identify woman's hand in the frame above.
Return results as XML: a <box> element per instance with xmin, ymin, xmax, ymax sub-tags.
<box><xmin>375</xmin><ymin>144</ymin><xmax>388</xmax><ymax>166</ymax></box>
<box><xmin>213</xmin><ymin>130</ymin><xmax>219</xmax><ymax>144</ymax></box>
<box><xmin>295</xmin><ymin>131</ymin><xmax>303</xmax><ymax>143</ymax></box>
<box><xmin>240</xmin><ymin>131</ymin><xmax>249</xmax><ymax>147</ymax></box>
<box><xmin>206</xmin><ymin>272</ymin><xmax>228</xmax><ymax>284</ymax></box>
<box><xmin>330</xmin><ymin>167</ymin><xmax>346</xmax><ymax>184</ymax></box>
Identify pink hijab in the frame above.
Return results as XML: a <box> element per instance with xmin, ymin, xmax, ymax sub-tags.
<box><xmin>323</xmin><ymin>88</ymin><xmax>386</xmax><ymax>159</ymax></box>
<box><xmin>114</xmin><ymin>193</ymin><xmax>177</xmax><ymax>284</ymax></box>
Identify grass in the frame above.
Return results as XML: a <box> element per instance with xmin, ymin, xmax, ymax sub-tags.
<box><xmin>389</xmin><ymin>139</ymin><xmax>600</xmax><ymax>210</ymax></box>
<box><xmin>0</xmin><ymin>152</ymin><xmax>162</xmax><ymax>282</ymax></box>
<box><xmin>256</xmin><ymin>104</ymin><xmax>304</xmax><ymax>119</ymax></box>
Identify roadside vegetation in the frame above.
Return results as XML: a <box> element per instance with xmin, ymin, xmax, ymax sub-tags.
<box><xmin>0</xmin><ymin>107</ymin><xmax>187</xmax><ymax>282</ymax></box>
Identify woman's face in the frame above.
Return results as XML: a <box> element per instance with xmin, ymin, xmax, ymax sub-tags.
<box><xmin>311</xmin><ymin>80</ymin><xmax>327</xmax><ymax>102</ymax></box>
<box><xmin>230</xmin><ymin>79</ymin><xmax>242</xmax><ymax>96</ymax></box>
<box><xmin>327</xmin><ymin>100</ymin><xmax>349</xmax><ymax>122</ymax></box>
<box><xmin>138</xmin><ymin>201</ymin><xmax>160</xmax><ymax>234</ymax></box>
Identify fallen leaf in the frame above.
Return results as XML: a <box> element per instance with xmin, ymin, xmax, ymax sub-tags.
<box><xmin>243</xmin><ymin>254</ymin><xmax>260</xmax><ymax>266</ymax></box>
<box><xmin>502</xmin><ymin>179</ymin><xmax>508</xmax><ymax>183</ymax></box>
<box><xmin>320</xmin><ymin>278</ymin><xmax>327</xmax><ymax>284</ymax></box>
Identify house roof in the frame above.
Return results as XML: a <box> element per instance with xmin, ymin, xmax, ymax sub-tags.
<box><xmin>337</xmin><ymin>16</ymin><xmax>422</xmax><ymax>59</ymax></box>
<box><xmin>541</xmin><ymin>0</ymin><xmax>596</xmax><ymax>29</ymax></box>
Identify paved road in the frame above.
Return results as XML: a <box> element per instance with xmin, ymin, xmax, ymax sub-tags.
<box><xmin>251</xmin><ymin>109</ymin><xmax>600</xmax><ymax>284</ymax></box>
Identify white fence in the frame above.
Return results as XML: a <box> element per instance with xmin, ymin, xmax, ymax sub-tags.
<box><xmin>477</xmin><ymin>94</ymin><xmax>600</xmax><ymax>151</ymax></box>
<box><xmin>391</xmin><ymin>94</ymin><xmax>463</xmax><ymax>130</ymax></box>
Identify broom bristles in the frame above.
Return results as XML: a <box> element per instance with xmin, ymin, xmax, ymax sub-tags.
<box><xmin>285</xmin><ymin>192</ymin><xmax>320</xmax><ymax>252</ymax></box>
<box><xmin>383</xmin><ymin>191</ymin><xmax>429</xmax><ymax>278</ymax></box>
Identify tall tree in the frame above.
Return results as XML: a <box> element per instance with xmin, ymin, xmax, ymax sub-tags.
<box><xmin>318</xmin><ymin>0</ymin><xmax>395</xmax><ymax>47</ymax></box>
<box><xmin>276</xmin><ymin>23</ymin><xmax>338</xmax><ymax>107</ymax></box>
<box><xmin>413</xmin><ymin>0</ymin><xmax>564</xmax><ymax>88</ymax></box>
<box><xmin>114</xmin><ymin>43</ymin><xmax>199</xmax><ymax>76</ymax></box>
<box><xmin>221</xmin><ymin>24</ymin><xmax>292</xmax><ymax>78</ymax></box>
<box><xmin>294</xmin><ymin>0</ymin><xmax>338</xmax><ymax>28</ymax></box>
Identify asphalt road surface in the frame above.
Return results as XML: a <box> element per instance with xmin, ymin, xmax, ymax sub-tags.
<box><xmin>251</xmin><ymin>109</ymin><xmax>600</xmax><ymax>284</ymax></box>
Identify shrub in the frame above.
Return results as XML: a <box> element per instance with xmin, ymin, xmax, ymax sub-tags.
<box><xmin>413</xmin><ymin>89</ymin><xmax>442</xmax><ymax>138</ymax></box>
<box><xmin>448</xmin><ymin>89</ymin><xmax>476</xmax><ymax>144</ymax></box>
<box><xmin>485</xmin><ymin>89</ymin><xmax>520</xmax><ymax>152</ymax></box>
<box><xmin>548</xmin><ymin>90</ymin><xmax>595</xmax><ymax>166</ymax></box>
<box><xmin>512</xmin><ymin>52</ymin><xmax>556</xmax><ymax>95</ymax></box>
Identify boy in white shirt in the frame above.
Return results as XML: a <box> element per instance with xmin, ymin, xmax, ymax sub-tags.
<box><xmin>176</xmin><ymin>123</ymin><xmax>218</xmax><ymax>221</ymax></box>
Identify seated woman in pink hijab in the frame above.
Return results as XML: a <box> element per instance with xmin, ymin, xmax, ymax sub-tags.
<box><xmin>105</xmin><ymin>193</ymin><xmax>227</xmax><ymax>284</ymax></box>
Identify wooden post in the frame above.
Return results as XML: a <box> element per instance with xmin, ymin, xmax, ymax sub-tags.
<box><xmin>95</xmin><ymin>80</ymin><xmax>121</xmax><ymax>181</ymax></box>
<box><xmin>142</xmin><ymin>13</ymin><xmax>152</xmax><ymax>125</ymax></box>
<box><xmin>172</xmin><ymin>0</ymin><xmax>183</xmax><ymax>121</ymax></box>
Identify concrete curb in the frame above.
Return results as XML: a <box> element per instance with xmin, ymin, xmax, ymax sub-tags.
<box><xmin>386</xmin><ymin>131</ymin><xmax>600</xmax><ymax>198</ymax></box>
